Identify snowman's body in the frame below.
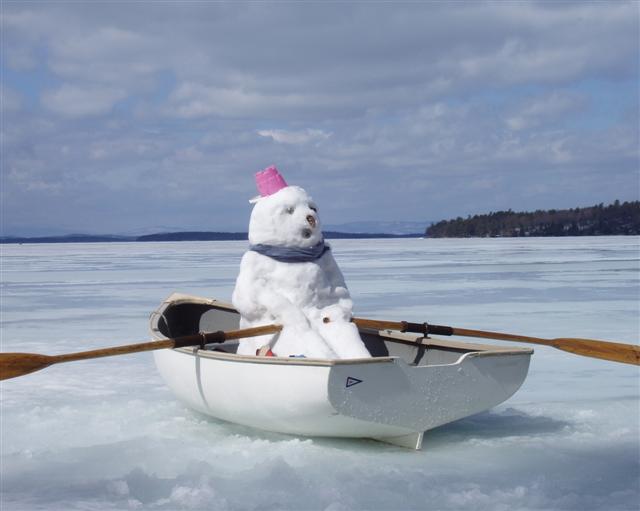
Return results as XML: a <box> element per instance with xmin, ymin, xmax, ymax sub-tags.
<box><xmin>232</xmin><ymin>185</ymin><xmax>370</xmax><ymax>359</ymax></box>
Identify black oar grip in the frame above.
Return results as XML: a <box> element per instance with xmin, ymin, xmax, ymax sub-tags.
<box><xmin>172</xmin><ymin>331</ymin><xmax>227</xmax><ymax>349</ymax></box>
<box><xmin>427</xmin><ymin>324</ymin><xmax>454</xmax><ymax>336</ymax></box>
<box><xmin>203</xmin><ymin>330</ymin><xmax>227</xmax><ymax>344</ymax></box>
<box><xmin>401</xmin><ymin>322</ymin><xmax>454</xmax><ymax>337</ymax></box>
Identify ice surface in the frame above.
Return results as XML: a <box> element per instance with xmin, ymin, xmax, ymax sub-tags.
<box><xmin>1</xmin><ymin>237</ymin><xmax>638</xmax><ymax>510</ymax></box>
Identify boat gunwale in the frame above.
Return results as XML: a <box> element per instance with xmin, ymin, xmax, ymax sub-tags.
<box><xmin>170</xmin><ymin>346</ymin><xmax>396</xmax><ymax>366</ymax></box>
<box><xmin>150</xmin><ymin>293</ymin><xmax>534</xmax><ymax>367</ymax></box>
<box><xmin>167</xmin><ymin>344</ymin><xmax>532</xmax><ymax>369</ymax></box>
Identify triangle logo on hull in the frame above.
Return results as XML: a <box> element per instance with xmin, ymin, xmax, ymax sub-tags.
<box><xmin>346</xmin><ymin>377</ymin><xmax>363</xmax><ymax>388</ymax></box>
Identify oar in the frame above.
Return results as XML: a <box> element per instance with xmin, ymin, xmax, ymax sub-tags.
<box><xmin>350</xmin><ymin>317</ymin><xmax>640</xmax><ymax>366</ymax></box>
<box><xmin>0</xmin><ymin>324</ymin><xmax>282</xmax><ymax>381</ymax></box>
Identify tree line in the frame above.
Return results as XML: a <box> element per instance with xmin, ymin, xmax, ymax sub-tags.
<box><xmin>426</xmin><ymin>200</ymin><xmax>640</xmax><ymax>238</ymax></box>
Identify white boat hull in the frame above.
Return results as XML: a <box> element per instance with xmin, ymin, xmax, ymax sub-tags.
<box><xmin>152</xmin><ymin>294</ymin><xmax>532</xmax><ymax>449</ymax></box>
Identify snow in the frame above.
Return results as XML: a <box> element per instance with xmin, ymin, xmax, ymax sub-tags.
<box><xmin>1</xmin><ymin>237</ymin><xmax>639</xmax><ymax>510</ymax></box>
<box><xmin>232</xmin><ymin>185</ymin><xmax>369</xmax><ymax>358</ymax></box>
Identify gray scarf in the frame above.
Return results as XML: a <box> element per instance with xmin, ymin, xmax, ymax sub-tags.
<box><xmin>249</xmin><ymin>241</ymin><xmax>330</xmax><ymax>262</ymax></box>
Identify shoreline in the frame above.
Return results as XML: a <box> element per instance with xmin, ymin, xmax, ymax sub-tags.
<box><xmin>2</xmin><ymin>232</ymin><xmax>639</xmax><ymax>245</ymax></box>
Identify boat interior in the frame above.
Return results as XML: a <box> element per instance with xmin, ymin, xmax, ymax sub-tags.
<box><xmin>152</xmin><ymin>299</ymin><xmax>530</xmax><ymax>367</ymax></box>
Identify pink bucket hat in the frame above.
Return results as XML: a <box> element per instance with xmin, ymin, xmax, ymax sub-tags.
<box><xmin>251</xmin><ymin>165</ymin><xmax>288</xmax><ymax>202</ymax></box>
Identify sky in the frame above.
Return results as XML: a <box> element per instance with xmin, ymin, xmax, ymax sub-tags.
<box><xmin>1</xmin><ymin>1</ymin><xmax>639</xmax><ymax>236</ymax></box>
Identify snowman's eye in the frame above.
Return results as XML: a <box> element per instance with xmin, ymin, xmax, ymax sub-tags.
<box><xmin>309</xmin><ymin>205</ymin><xmax>318</xmax><ymax>213</ymax></box>
<box><xmin>285</xmin><ymin>206</ymin><xmax>295</xmax><ymax>214</ymax></box>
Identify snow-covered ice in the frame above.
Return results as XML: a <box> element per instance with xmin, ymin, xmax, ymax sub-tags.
<box><xmin>1</xmin><ymin>237</ymin><xmax>638</xmax><ymax>510</ymax></box>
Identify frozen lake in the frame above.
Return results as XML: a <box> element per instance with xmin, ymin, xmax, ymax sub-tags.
<box><xmin>1</xmin><ymin>237</ymin><xmax>639</xmax><ymax>510</ymax></box>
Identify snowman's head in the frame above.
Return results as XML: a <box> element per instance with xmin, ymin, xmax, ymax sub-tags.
<box><xmin>248</xmin><ymin>186</ymin><xmax>323</xmax><ymax>248</ymax></box>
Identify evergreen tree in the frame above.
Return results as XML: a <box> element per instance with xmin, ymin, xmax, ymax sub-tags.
<box><xmin>425</xmin><ymin>201</ymin><xmax>640</xmax><ymax>237</ymax></box>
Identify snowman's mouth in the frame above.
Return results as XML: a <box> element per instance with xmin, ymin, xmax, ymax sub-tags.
<box><xmin>302</xmin><ymin>228</ymin><xmax>313</xmax><ymax>239</ymax></box>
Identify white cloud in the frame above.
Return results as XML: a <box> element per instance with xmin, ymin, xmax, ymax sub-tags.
<box><xmin>505</xmin><ymin>91</ymin><xmax>587</xmax><ymax>131</ymax></box>
<box><xmin>6</xmin><ymin>157</ymin><xmax>63</xmax><ymax>194</ymax></box>
<box><xmin>1</xmin><ymin>85</ymin><xmax>24</xmax><ymax>112</ymax></box>
<box><xmin>48</xmin><ymin>26</ymin><xmax>163</xmax><ymax>86</ymax></box>
<box><xmin>166</xmin><ymin>83</ymin><xmax>266</xmax><ymax>119</ymax></box>
<box><xmin>3</xmin><ymin>45</ymin><xmax>38</xmax><ymax>71</ymax></box>
<box><xmin>41</xmin><ymin>84</ymin><xmax>127</xmax><ymax>118</ymax></box>
<box><xmin>1</xmin><ymin>1</ymin><xmax>638</xmax><ymax>234</ymax></box>
<box><xmin>7</xmin><ymin>2</ymin><xmax>637</xmax><ymax>121</ymax></box>
<box><xmin>165</xmin><ymin>82</ymin><xmax>354</xmax><ymax>120</ymax></box>
<box><xmin>257</xmin><ymin>129</ymin><xmax>331</xmax><ymax>145</ymax></box>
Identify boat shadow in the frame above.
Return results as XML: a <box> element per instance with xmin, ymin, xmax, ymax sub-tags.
<box><xmin>417</xmin><ymin>407</ymin><xmax>571</xmax><ymax>447</ymax></box>
<box><xmin>311</xmin><ymin>406</ymin><xmax>572</xmax><ymax>452</ymax></box>
<box><xmin>323</xmin><ymin>407</ymin><xmax>572</xmax><ymax>451</ymax></box>
<box><xmin>187</xmin><ymin>406</ymin><xmax>571</xmax><ymax>452</ymax></box>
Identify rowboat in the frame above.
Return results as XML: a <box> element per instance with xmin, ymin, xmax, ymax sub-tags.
<box><xmin>151</xmin><ymin>293</ymin><xmax>533</xmax><ymax>449</ymax></box>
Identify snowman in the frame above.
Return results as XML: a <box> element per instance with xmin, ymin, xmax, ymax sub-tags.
<box><xmin>231</xmin><ymin>166</ymin><xmax>371</xmax><ymax>359</ymax></box>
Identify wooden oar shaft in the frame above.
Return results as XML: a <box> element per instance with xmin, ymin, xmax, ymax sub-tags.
<box><xmin>53</xmin><ymin>339</ymin><xmax>175</xmax><ymax>363</ymax></box>
<box><xmin>449</xmin><ymin>328</ymin><xmax>639</xmax><ymax>365</ymax></box>
<box><xmin>449</xmin><ymin>327</ymin><xmax>554</xmax><ymax>346</ymax></box>
<box><xmin>53</xmin><ymin>324</ymin><xmax>282</xmax><ymax>363</ymax></box>
<box><xmin>353</xmin><ymin>319</ymin><xmax>553</xmax><ymax>345</ymax></box>
<box><xmin>350</xmin><ymin>318</ymin><xmax>455</xmax><ymax>337</ymax></box>
<box><xmin>0</xmin><ymin>324</ymin><xmax>282</xmax><ymax>381</ymax></box>
<box><xmin>352</xmin><ymin>317</ymin><xmax>640</xmax><ymax>366</ymax></box>
<box><xmin>543</xmin><ymin>338</ymin><xmax>640</xmax><ymax>366</ymax></box>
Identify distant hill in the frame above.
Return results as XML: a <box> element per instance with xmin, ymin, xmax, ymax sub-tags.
<box><xmin>1</xmin><ymin>230</ymin><xmax>421</xmax><ymax>244</ymax></box>
<box><xmin>324</xmin><ymin>231</ymin><xmax>419</xmax><ymax>239</ymax></box>
<box><xmin>324</xmin><ymin>221</ymin><xmax>429</xmax><ymax>235</ymax></box>
<box><xmin>136</xmin><ymin>232</ymin><xmax>247</xmax><ymax>242</ymax></box>
<box><xmin>0</xmin><ymin>234</ymin><xmax>133</xmax><ymax>244</ymax></box>
<box><xmin>426</xmin><ymin>200</ymin><xmax>640</xmax><ymax>238</ymax></box>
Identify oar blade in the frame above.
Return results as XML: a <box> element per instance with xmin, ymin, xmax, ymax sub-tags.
<box><xmin>553</xmin><ymin>338</ymin><xmax>640</xmax><ymax>366</ymax></box>
<box><xmin>0</xmin><ymin>353</ymin><xmax>55</xmax><ymax>381</ymax></box>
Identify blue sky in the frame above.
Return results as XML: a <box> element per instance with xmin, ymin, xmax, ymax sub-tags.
<box><xmin>1</xmin><ymin>1</ymin><xmax>638</xmax><ymax>236</ymax></box>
